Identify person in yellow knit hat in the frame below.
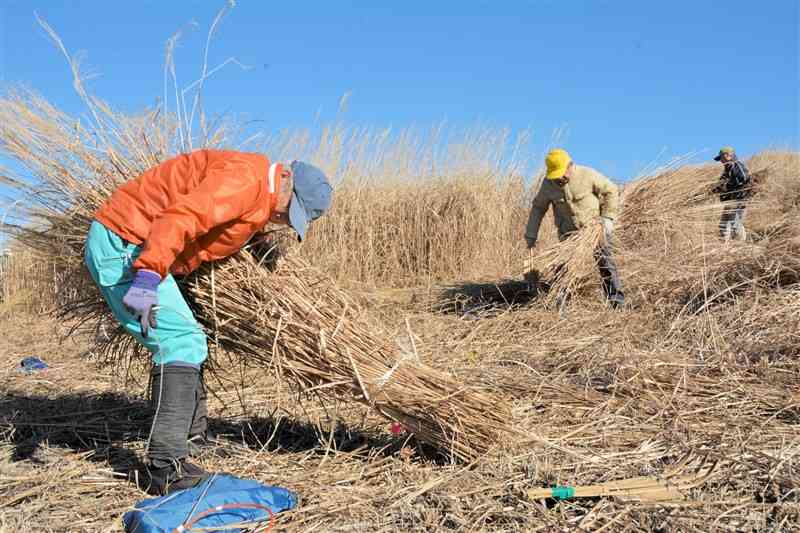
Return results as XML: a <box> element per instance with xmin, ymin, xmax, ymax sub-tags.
<box><xmin>524</xmin><ymin>148</ymin><xmax>625</xmax><ymax>307</ymax></box>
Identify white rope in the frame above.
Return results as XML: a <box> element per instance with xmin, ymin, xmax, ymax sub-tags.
<box><xmin>374</xmin><ymin>324</ymin><xmax>421</xmax><ymax>390</ymax></box>
<box><xmin>268</xmin><ymin>163</ymin><xmax>278</xmax><ymax>193</ymax></box>
<box><xmin>374</xmin><ymin>350</ymin><xmax>415</xmax><ymax>389</ymax></box>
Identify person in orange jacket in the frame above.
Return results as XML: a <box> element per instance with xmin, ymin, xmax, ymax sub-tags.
<box><xmin>84</xmin><ymin>149</ymin><xmax>333</xmax><ymax>494</ymax></box>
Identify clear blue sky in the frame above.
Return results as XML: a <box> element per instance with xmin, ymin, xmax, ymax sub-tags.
<box><xmin>0</xmin><ymin>0</ymin><xmax>798</xmax><ymax>181</ymax></box>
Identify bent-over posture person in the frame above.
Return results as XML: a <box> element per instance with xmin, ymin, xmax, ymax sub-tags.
<box><xmin>524</xmin><ymin>148</ymin><xmax>625</xmax><ymax>308</ymax></box>
<box><xmin>84</xmin><ymin>149</ymin><xmax>333</xmax><ymax>494</ymax></box>
<box><xmin>713</xmin><ymin>146</ymin><xmax>752</xmax><ymax>242</ymax></box>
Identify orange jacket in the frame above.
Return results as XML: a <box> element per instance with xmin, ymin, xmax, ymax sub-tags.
<box><xmin>95</xmin><ymin>149</ymin><xmax>283</xmax><ymax>278</ymax></box>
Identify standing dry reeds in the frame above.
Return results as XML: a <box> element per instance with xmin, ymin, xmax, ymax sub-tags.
<box><xmin>303</xmin><ymin>171</ymin><xmax>530</xmax><ymax>288</ymax></box>
<box><xmin>0</xmin><ymin>248</ymin><xmax>64</xmax><ymax>314</ymax></box>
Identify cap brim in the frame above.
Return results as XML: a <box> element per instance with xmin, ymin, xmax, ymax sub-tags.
<box><xmin>546</xmin><ymin>166</ymin><xmax>568</xmax><ymax>179</ymax></box>
<box><xmin>288</xmin><ymin>191</ymin><xmax>309</xmax><ymax>241</ymax></box>
<box><xmin>713</xmin><ymin>155</ymin><xmax>723</xmax><ymax>161</ymax></box>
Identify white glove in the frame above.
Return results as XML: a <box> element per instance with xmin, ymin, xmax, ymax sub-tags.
<box><xmin>600</xmin><ymin>217</ymin><xmax>614</xmax><ymax>245</ymax></box>
<box><xmin>524</xmin><ymin>247</ymin><xmax>535</xmax><ymax>270</ymax></box>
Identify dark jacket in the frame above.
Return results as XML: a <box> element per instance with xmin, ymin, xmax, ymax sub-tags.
<box><xmin>714</xmin><ymin>158</ymin><xmax>752</xmax><ymax>202</ymax></box>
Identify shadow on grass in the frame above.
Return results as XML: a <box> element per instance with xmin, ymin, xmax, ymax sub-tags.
<box><xmin>0</xmin><ymin>390</ymin><xmax>428</xmax><ymax>479</ymax></box>
<box><xmin>433</xmin><ymin>273</ymin><xmax>546</xmax><ymax>315</ymax></box>
<box><xmin>0</xmin><ymin>391</ymin><xmax>151</xmax><ymax>472</ymax></box>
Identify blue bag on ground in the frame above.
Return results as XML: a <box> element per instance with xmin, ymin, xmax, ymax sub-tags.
<box><xmin>19</xmin><ymin>357</ymin><xmax>48</xmax><ymax>373</ymax></box>
<box><xmin>123</xmin><ymin>474</ymin><xmax>297</xmax><ymax>533</ymax></box>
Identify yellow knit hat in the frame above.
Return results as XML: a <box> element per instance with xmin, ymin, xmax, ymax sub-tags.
<box><xmin>545</xmin><ymin>148</ymin><xmax>572</xmax><ymax>179</ymax></box>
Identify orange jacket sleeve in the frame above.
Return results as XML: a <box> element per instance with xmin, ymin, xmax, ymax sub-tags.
<box><xmin>133</xmin><ymin>157</ymin><xmax>262</xmax><ymax>278</ymax></box>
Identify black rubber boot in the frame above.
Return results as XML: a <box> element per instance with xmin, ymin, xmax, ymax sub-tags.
<box><xmin>147</xmin><ymin>364</ymin><xmax>211</xmax><ymax>495</ymax></box>
<box><xmin>184</xmin><ymin>368</ymin><xmax>232</xmax><ymax>459</ymax></box>
<box><xmin>187</xmin><ymin>367</ymin><xmax>208</xmax><ymax>452</ymax></box>
<box><xmin>147</xmin><ymin>458</ymin><xmax>211</xmax><ymax>495</ymax></box>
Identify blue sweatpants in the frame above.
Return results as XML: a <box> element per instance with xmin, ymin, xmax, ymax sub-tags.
<box><xmin>84</xmin><ymin>221</ymin><xmax>208</xmax><ymax>366</ymax></box>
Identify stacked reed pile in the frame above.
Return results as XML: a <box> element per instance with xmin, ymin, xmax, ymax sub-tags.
<box><xmin>615</xmin><ymin>152</ymin><xmax>800</xmax><ymax>308</ymax></box>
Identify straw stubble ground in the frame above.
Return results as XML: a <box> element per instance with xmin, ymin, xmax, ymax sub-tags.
<box><xmin>0</xmin><ymin>310</ymin><xmax>545</xmax><ymax>532</ymax></box>
<box><xmin>1</xmin><ymin>266</ymin><xmax>799</xmax><ymax>531</ymax></box>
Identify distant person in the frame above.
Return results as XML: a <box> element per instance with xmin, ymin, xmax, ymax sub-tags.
<box><xmin>524</xmin><ymin>148</ymin><xmax>624</xmax><ymax>308</ymax></box>
<box><xmin>84</xmin><ymin>149</ymin><xmax>333</xmax><ymax>495</ymax></box>
<box><xmin>713</xmin><ymin>146</ymin><xmax>752</xmax><ymax>242</ymax></box>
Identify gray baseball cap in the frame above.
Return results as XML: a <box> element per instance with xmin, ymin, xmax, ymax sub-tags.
<box><xmin>288</xmin><ymin>161</ymin><xmax>333</xmax><ymax>241</ymax></box>
<box><xmin>713</xmin><ymin>146</ymin><xmax>735</xmax><ymax>161</ymax></box>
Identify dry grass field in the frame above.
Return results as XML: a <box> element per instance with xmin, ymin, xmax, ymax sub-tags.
<box><xmin>1</xmin><ymin>83</ymin><xmax>798</xmax><ymax>532</ymax></box>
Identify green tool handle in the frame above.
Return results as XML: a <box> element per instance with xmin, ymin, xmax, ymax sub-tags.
<box><xmin>550</xmin><ymin>486</ymin><xmax>576</xmax><ymax>500</ymax></box>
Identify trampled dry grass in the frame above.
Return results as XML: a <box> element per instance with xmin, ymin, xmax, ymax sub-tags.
<box><xmin>1</xmin><ymin>250</ymin><xmax>799</xmax><ymax>531</ymax></box>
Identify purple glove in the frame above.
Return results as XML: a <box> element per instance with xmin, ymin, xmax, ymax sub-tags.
<box><xmin>122</xmin><ymin>269</ymin><xmax>160</xmax><ymax>338</ymax></box>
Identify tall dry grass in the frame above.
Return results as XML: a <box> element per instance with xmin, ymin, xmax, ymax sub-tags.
<box><xmin>1</xmin><ymin>87</ymin><xmax>796</xmax><ymax>313</ymax></box>
<box><xmin>247</xmin><ymin>123</ymin><xmax>542</xmax><ymax>287</ymax></box>
<box><xmin>302</xmin><ymin>172</ymin><xmax>529</xmax><ymax>287</ymax></box>
<box><xmin>0</xmin><ymin>88</ymin><xmax>550</xmax><ymax>297</ymax></box>
<box><xmin>0</xmin><ymin>249</ymin><xmax>60</xmax><ymax>314</ymax></box>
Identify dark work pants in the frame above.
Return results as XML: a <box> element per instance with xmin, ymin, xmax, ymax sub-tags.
<box><xmin>148</xmin><ymin>364</ymin><xmax>206</xmax><ymax>468</ymax></box>
<box><xmin>595</xmin><ymin>244</ymin><xmax>624</xmax><ymax>305</ymax></box>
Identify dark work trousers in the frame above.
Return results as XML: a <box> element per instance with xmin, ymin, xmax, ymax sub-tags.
<box><xmin>555</xmin><ymin>229</ymin><xmax>625</xmax><ymax>307</ymax></box>
<box><xmin>189</xmin><ymin>368</ymin><xmax>208</xmax><ymax>439</ymax></box>
<box><xmin>595</xmin><ymin>244</ymin><xmax>624</xmax><ymax>306</ymax></box>
<box><xmin>148</xmin><ymin>364</ymin><xmax>203</xmax><ymax>468</ymax></box>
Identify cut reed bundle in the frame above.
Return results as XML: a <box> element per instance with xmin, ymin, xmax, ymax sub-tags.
<box><xmin>185</xmin><ymin>250</ymin><xmax>511</xmax><ymax>462</ymax></box>
<box><xmin>618</xmin><ymin>164</ymin><xmax>721</xmax><ymax>234</ymax></box>
<box><xmin>524</xmin><ymin>221</ymin><xmax>604</xmax><ymax>306</ymax></box>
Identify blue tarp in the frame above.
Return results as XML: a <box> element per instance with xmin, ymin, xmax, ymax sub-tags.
<box><xmin>123</xmin><ymin>474</ymin><xmax>297</xmax><ymax>533</ymax></box>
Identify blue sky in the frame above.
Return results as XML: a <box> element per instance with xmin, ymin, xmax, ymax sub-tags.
<box><xmin>0</xmin><ymin>0</ymin><xmax>798</xmax><ymax>181</ymax></box>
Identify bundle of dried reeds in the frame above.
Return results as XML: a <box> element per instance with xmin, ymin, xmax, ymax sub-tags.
<box><xmin>184</xmin><ymin>250</ymin><xmax>511</xmax><ymax>461</ymax></box>
<box><xmin>618</xmin><ymin>163</ymin><xmax>721</xmax><ymax>233</ymax></box>
<box><xmin>524</xmin><ymin>221</ymin><xmax>604</xmax><ymax>307</ymax></box>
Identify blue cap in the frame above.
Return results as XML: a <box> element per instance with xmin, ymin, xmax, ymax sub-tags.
<box><xmin>288</xmin><ymin>161</ymin><xmax>333</xmax><ymax>241</ymax></box>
